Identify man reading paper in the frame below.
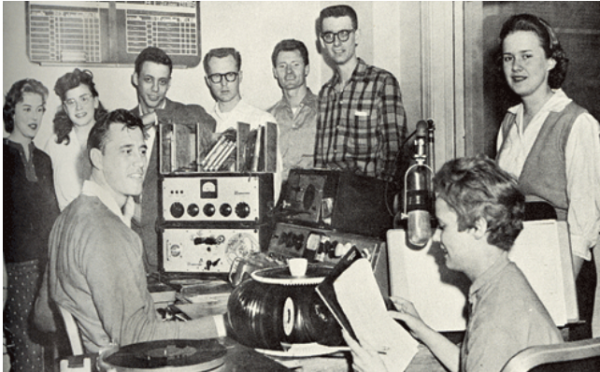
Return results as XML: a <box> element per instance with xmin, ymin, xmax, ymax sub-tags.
<box><xmin>344</xmin><ymin>156</ymin><xmax>562</xmax><ymax>372</ymax></box>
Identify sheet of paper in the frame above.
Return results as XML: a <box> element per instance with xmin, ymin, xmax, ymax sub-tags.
<box><xmin>334</xmin><ymin>259</ymin><xmax>419</xmax><ymax>371</ymax></box>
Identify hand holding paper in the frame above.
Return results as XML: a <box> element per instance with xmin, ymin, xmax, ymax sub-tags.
<box><xmin>334</xmin><ymin>259</ymin><xmax>419</xmax><ymax>371</ymax></box>
<box><xmin>316</xmin><ymin>248</ymin><xmax>419</xmax><ymax>372</ymax></box>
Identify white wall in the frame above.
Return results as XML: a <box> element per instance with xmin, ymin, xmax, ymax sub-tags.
<box><xmin>3</xmin><ymin>1</ymin><xmax>423</xmax><ymax>149</ymax></box>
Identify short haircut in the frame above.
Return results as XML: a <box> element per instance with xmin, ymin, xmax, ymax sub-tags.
<box><xmin>87</xmin><ymin>109</ymin><xmax>145</xmax><ymax>157</ymax></box>
<box><xmin>3</xmin><ymin>78</ymin><xmax>48</xmax><ymax>133</ymax></box>
<box><xmin>203</xmin><ymin>48</ymin><xmax>242</xmax><ymax>75</ymax></box>
<box><xmin>433</xmin><ymin>155</ymin><xmax>525</xmax><ymax>251</ymax></box>
<box><xmin>134</xmin><ymin>47</ymin><xmax>173</xmax><ymax>76</ymax></box>
<box><xmin>271</xmin><ymin>39</ymin><xmax>309</xmax><ymax>67</ymax></box>
<box><xmin>499</xmin><ymin>13</ymin><xmax>568</xmax><ymax>89</ymax></box>
<box><xmin>53</xmin><ymin>69</ymin><xmax>108</xmax><ymax>145</ymax></box>
<box><xmin>318</xmin><ymin>4</ymin><xmax>358</xmax><ymax>32</ymax></box>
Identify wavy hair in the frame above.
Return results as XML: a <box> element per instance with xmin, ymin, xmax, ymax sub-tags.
<box><xmin>3</xmin><ymin>79</ymin><xmax>48</xmax><ymax>133</ymax></box>
<box><xmin>499</xmin><ymin>13</ymin><xmax>568</xmax><ymax>89</ymax></box>
<box><xmin>434</xmin><ymin>155</ymin><xmax>525</xmax><ymax>251</ymax></box>
<box><xmin>88</xmin><ymin>109</ymin><xmax>146</xmax><ymax>156</ymax></box>
<box><xmin>53</xmin><ymin>69</ymin><xmax>107</xmax><ymax>145</ymax></box>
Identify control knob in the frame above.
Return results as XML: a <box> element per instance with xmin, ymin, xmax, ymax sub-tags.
<box><xmin>187</xmin><ymin>203</ymin><xmax>200</xmax><ymax>217</ymax></box>
<box><xmin>203</xmin><ymin>203</ymin><xmax>216</xmax><ymax>217</ymax></box>
<box><xmin>220</xmin><ymin>203</ymin><xmax>232</xmax><ymax>217</ymax></box>
<box><xmin>235</xmin><ymin>202</ymin><xmax>251</xmax><ymax>218</ymax></box>
<box><xmin>170</xmin><ymin>202</ymin><xmax>185</xmax><ymax>218</ymax></box>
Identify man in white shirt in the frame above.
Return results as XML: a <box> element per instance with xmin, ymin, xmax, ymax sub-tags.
<box><xmin>203</xmin><ymin>47</ymin><xmax>276</xmax><ymax>134</ymax></box>
<box><xmin>203</xmin><ymin>47</ymin><xmax>282</xmax><ymax>196</ymax></box>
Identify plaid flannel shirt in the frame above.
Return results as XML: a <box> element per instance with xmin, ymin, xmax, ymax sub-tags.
<box><xmin>314</xmin><ymin>58</ymin><xmax>406</xmax><ymax>182</ymax></box>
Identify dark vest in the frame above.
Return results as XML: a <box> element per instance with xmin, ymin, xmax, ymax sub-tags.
<box><xmin>497</xmin><ymin>102</ymin><xmax>587</xmax><ymax>221</ymax></box>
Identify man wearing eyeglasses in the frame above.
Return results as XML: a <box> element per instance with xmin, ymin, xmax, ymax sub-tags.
<box><xmin>203</xmin><ymin>48</ymin><xmax>282</xmax><ymax>196</ymax></box>
<box><xmin>268</xmin><ymin>39</ymin><xmax>318</xmax><ymax>181</ymax></box>
<box><xmin>130</xmin><ymin>46</ymin><xmax>216</xmax><ymax>273</ymax></box>
<box><xmin>203</xmin><ymin>47</ymin><xmax>276</xmax><ymax>135</ymax></box>
<box><xmin>315</xmin><ymin>5</ymin><xmax>407</xmax><ymax>183</ymax></box>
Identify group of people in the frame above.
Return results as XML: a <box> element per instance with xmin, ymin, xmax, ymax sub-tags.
<box><xmin>3</xmin><ymin>4</ymin><xmax>599</xmax><ymax>372</ymax></box>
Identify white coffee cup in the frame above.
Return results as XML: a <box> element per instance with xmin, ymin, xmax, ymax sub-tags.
<box><xmin>288</xmin><ymin>258</ymin><xmax>308</xmax><ymax>277</ymax></box>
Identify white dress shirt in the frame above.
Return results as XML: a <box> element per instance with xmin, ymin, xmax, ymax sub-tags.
<box><xmin>497</xmin><ymin>89</ymin><xmax>600</xmax><ymax>260</ymax></box>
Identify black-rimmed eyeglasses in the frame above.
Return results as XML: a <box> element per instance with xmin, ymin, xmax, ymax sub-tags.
<box><xmin>207</xmin><ymin>72</ymin><xmax>239</xmax><ymax>84</ymax></box>
<box><xmin>321</xmin><ymin>29</ymin><xmax>355</xmax><ymax>44</ymax></box>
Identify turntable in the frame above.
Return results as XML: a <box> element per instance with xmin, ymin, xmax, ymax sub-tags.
<box><xmin>96</xmin><ymin>338</ymin><xmax>290</xmax><ymax>372</ymax></box>
<box><xmin>97</xmin><ymin>339</ymin><xmax>226</xmax><ymax>372</ymax></box>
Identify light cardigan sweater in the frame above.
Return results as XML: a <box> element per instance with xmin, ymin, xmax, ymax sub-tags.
<box><xmin>46</xmin><ymin>180</ymin><xmax>223</xmax><ymax>353</ymax></box>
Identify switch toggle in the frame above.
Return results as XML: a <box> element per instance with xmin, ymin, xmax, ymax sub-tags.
<box><xmin>194</xmin><ymin>237</ymin><xmax>219</xmax><ymax>245</ymax></box>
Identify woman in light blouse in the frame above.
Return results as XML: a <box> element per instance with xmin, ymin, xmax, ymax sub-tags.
<box><xmin>44</xmin><ymin>69</ymin><xmax>108</xmax><ymax>210</ymax></box>
<box><xmin>495</xmin><ymin>14</ymin><xmax>600</xmax><ymax>336</ymax></box>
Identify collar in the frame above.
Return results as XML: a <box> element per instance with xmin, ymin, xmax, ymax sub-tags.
<box><xmin>5</xmin><ymin>139</ymin><xmax>38</xmax><ymax>181</ymax></box>
<box><xmin>138</xmin><ymin>98</ymin><xmax>168</xmax><ymax>117</ymax></box>
<box><xmin>280</xmin><ymin>88</ymin><xmax>318</xmax><ymax>110</ymax></box>
<box><xmin>327</xmin><ymin>58</ymin><xmax>368</xmax><ymax>88</ymax></box>
<box><xmin>213</xmin><ymin>98</ymin><xmax>244</xmax><ymax>118</ymax></box>
<box><xmin>81</xmin><ymin>180</ymin><xmax>134</xmax><ymax>228</ymax></box>
<box><xmin>5</xmin><ymin>138</ymin><xmax>35</xmax><ymax>154</ymax></box>
<box><xmin>468</xmin><ymin>253</ymin><xmax>510</xmax><ymax>301</ymax></box>
<box><xmin>507</xmin><ymin>88</ymin><xmax>572</xmax><ymax>115</ymax></box>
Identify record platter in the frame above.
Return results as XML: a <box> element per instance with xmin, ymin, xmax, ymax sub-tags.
<box><xmin>97</xmin><ymin>339</ymin><xmax>226</xmax><ymax>372</ymax></box>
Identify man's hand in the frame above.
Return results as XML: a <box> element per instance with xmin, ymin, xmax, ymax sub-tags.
<box><xmin>342</xmin><ymin>329</ymin><xmax>388</xmax><ymax>372</ymax></box>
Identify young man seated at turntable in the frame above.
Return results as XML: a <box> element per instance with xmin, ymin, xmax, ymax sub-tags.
<box><xmin>37</xmin><ymin>110</ymin><xmax>227</xmax><ymax>353</ymax></box>
<box><xmin>344</xmin><ymin>156</ymin><xmax>563</xmax><ymax>372</ymax></box>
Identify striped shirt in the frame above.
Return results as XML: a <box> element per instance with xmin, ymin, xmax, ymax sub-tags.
<box><xmin>314</xmin><ymin>58</ymin><xmax>406</xmax><ymax>182</ymax></box>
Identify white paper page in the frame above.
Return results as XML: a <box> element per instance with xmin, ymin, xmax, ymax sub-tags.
<box><xmin>334</xmin><ymin>259</ymin><xmax>419</xmax><ymax>371</ymax></box>
<box><xmin>508</xmin><ymin>220</ymin><xmax>576</xmax><ymax>326</ymax></box>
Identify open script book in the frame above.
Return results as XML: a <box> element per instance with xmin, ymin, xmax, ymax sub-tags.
<box><xmin>316</xmin><ymin>248</ymin><xmax>419</xmax><ymax>371</ymax></box>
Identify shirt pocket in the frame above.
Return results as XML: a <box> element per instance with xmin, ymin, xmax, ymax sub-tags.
<box><xmin>346</xmin><ymin>109</ymin><xmax>378</xmax><ymax>160</ymax></box>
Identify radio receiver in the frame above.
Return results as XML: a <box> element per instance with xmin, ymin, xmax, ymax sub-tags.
<box><xmin>160</xmin><ymin>173</ymin><xmax>273</xmax><ymax>223</ymax></box>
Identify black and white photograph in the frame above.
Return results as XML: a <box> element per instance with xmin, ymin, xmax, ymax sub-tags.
<box><xmin>3</xmin><ymin>1</ymin><xmax>600</xmax><ymax>371</ymax></box>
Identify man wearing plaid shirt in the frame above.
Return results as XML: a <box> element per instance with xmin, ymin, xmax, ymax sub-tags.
<box><xmin>315</xmin><ymin>4</ymin><xmax>407</xmax><ymax>183</ymax></box>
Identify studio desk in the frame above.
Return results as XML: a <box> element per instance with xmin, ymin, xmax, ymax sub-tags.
<box><xmin>143</xmin><ymin>275</ymin><xmax>449</xmax><ymax>372</ymax></box>
<box><xmin>64</xmin><ymin>336</ymin><xmax>447</xmax><ymax>372</ymax></box>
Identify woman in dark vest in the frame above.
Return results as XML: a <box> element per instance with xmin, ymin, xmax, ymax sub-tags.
<box><xmin>3</xmin><ymin>79</ymin><xmax>60</xmax><ymax>371</ymax></box>
<box><xmin>495</xmin><ymin>14</ymin><xmax>600</xmax><ymax>335</ymax></box>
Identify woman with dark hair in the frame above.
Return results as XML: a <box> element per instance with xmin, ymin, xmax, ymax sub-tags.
<box><xmin>496</xmin><ymin>14</ymin><xmax>600</xmax><ymax>277</ymax></box>
<box><xmin>44</xmin><ymin>68</ymin><xmax>108</xmax><ymax>210</ymax></box>
<box><xmin>3</xmin><ymin>78</ymin><xmax>60</xmax><ymax>371</ymax></box>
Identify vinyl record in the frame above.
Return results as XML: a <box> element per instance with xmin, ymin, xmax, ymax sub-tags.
<box><xmin>98</xmin><ymin>339</ymin><xmax>226</xmax><ymax>371</ymax></box>
<box><xmin>227</xmin><ymin>279</ymin><xmax>343</xmax><ymax>350</ymax></box>
<box><xmin>251</xmin><ymin>264</ymin><xmax>332</xmax><ymax>285</ymax></box>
